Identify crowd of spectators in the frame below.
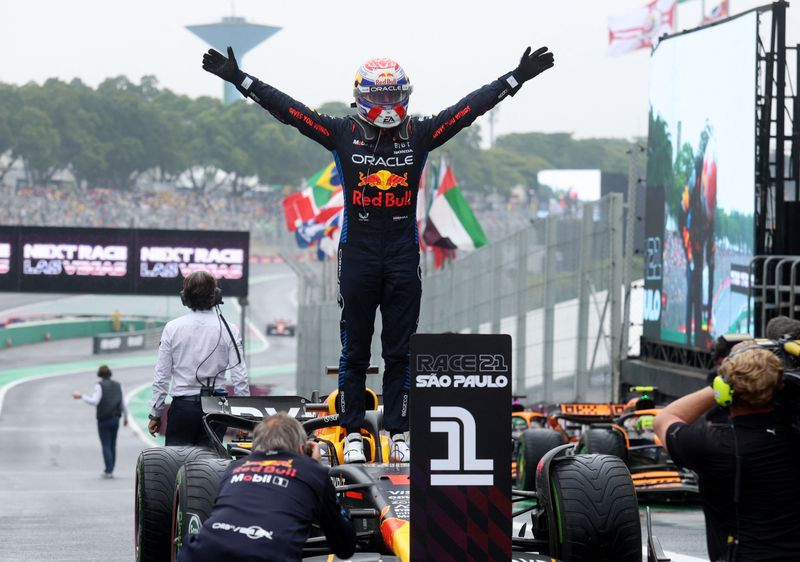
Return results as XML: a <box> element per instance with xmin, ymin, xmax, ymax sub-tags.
<box><xmin>0</xmin><ymin>185</ymin><xmax>539</xmax><ymax>248</ymax></box>
<box><xmin>0</xmin><ymin>185</ymin><xmax>283</xmax><ymax>235</ymax></box>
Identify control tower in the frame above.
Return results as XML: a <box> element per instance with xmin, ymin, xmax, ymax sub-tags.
<box><xmin>187</xmin><ymin>16</ymin><xmax>281</xmax><ymax>104</ymax></box>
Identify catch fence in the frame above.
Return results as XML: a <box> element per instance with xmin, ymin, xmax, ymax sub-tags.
<box><xmin>293</xmin><ymin>193</ymin><xmax>626</xmax><ymax>403</ymax></box>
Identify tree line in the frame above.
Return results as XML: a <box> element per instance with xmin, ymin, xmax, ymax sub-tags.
<box><xmin>0</xmin><ymin>77</ymin><xmax>635</xmax><ymax>193</ymax></box>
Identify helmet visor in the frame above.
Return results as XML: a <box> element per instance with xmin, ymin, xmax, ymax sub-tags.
<box><xmin>356</xmin><ymin>84</ymin><xmax>411</xmax><ymax>106</ymax></box>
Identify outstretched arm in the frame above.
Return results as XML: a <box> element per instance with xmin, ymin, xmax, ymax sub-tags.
<box><xmin>420</xmin><ymin>46</ymin><xmax>554</xmax><ymax>151</ymax></box>
<box><xmin>653</xmin><ymin>387</ymin><xmax>715</xmax><ymax>449</ymax></box>
<box><xmin>202</xmin><ymin>47</ymin><xmax>339</xmax><ymax>150</ymax></box>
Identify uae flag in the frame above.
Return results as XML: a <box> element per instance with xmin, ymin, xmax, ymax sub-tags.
<box><xmin>423</xmin><ymin>159</ymin><xmax>487</xmax><ymax>251</ymax></box>
<box><xmin>607</xmin><ymin>0</ymin><xmax>676</xmax><ymax>56</ymax></box>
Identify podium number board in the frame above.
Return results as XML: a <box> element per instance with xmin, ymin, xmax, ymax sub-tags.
<box><xmin>410</xmin><ymin>333</ymin><xmax>512</xmax><ymax>561</ymax></box>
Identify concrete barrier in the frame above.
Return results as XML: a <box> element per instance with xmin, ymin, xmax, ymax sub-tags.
<box><xmin>0</xmin><ymin>317</ymin><xmax>165</xmax><ymax>348</ymax></box>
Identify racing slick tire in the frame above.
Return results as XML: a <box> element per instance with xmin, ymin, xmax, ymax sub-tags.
<box><xmin>517</xmin><ymin>428</ymin><xmax>565</xmax><ymax>491</ymax></box>
<box><xmin>551</xmin><ymin>454</ymin><xmax>640</xmax><ymax>562</ymax></box>
<box><xmin>135</xmin><ymin>446</ymin><xmax>217</xmax><ymax>562</ymax></box>
<box><xmin>577</xmin><ymin>427</ymin><xmax>627</xmax><ymax>462</ymax></box>
<box><xmin>171</xmin><ymin>458</ymin><xmax>231</xmax><ymax>561</ymax></box>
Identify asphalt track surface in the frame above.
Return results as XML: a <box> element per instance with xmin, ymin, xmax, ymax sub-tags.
<box><xmin>0</xmin><ymin>262</ymin><xmax>709</xmax><ymax>561</ymax></box>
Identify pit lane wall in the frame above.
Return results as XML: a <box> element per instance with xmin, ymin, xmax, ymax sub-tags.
<box><xmin>295</xmin><ymin>194</ymin><xmax>629</xmax><ymax>402</ymax></box>
<box><xmin>0</xmin><ymin>317</ymin><xmax>165</xmax><ymax>348</ymax></box>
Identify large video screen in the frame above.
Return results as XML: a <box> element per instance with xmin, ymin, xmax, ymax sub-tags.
<box><xmin>644</xmin><ymin>12</ymin><xmax>757</xmax><ymax>350</ymax></box>
<box><xmin>0</xmin><ymin>226</ymin><xmax>249</xmax><ymax>296</ymax></box>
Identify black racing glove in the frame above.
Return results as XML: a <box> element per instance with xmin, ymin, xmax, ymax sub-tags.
<box><xmin>513</xmin><ymin>46</ymin><xmax>555</xmax><ymax>84</ymax></box>
<box><xmin>202</xmin><ymin>46</ymin><xmax>244</xmax><ymax>84</ymax></box>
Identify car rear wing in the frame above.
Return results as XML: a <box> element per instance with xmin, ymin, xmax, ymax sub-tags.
<box><xmin>200</xmin><ymin>395</ymin><xmax>316</xmax><ymax>420</ymax></box>
<box><xmin>554</xmin><ymin>402</ymin><xmax>627</xmax><ymax>423</ymax></box>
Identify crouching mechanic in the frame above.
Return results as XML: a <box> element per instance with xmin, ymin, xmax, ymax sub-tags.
<box><xmin>178</xmin><ymin>413</ymin><xmax>356</xmax><ymax>562</ymax></box>
<box><xmin>203</xmin><ymin>44</ymin><xmax>554</xmax><ymax>463</ymax></box>
<box><xmin>654</xmin><ymin>347</ymin><xmax>800</xmax><ymax>561</ymax></box>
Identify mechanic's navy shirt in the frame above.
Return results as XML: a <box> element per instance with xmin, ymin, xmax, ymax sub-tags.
<box><xmin>178</xmin><ymin>451</ymin><xmax>355</xmax><ymax>562</ymax></box>
<box><xmin>666</xmin><ymin>413</ymin><xmax>800</xmax><ymax>561</ymax></box>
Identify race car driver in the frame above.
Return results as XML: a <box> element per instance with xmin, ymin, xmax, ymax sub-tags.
<box><xmin>203</xmin><ymin>45</ymin><xmax>554</xmax><ymax>463</ymax></box>
<box><xmin>178</xmin><ymin>413</ymin><xmax>355</xmax><ymax>562</ymax></box>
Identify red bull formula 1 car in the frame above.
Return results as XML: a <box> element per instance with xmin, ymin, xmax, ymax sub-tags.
<box><xmin>135</xmin><ymin>374</ymin><xmax>653</xmax><ymax>562</ymax></box>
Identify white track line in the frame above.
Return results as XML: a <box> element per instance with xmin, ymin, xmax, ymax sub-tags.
<box><xmin>0</xmin><ymin>371</ymin><xmax>78</xmax><ymax>418</ymax></box>
<box><xmin>126</xmin><ymin>380</ymin><xmax>159</xmax><ymax>447</ymax></box>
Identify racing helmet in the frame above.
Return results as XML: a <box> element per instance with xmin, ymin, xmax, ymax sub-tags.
<box><xmin>701</xmin><ymin>136</ymin><xmax>717</xmax><ymax>221</ymax></box>
<box><xmin>353</xmin><ymin>58</ymin><xmax>412</xmax><ymax>129</ymax></box>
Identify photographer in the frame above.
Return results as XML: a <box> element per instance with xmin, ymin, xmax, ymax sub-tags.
<box><xmin>149</xmin><ymin>271</ymin><xmax>249</xmax><ymax>445</ymax></box>
<box><xmin>654</xmin><ymin>347</ymin><xmax>800</xmax><ymax>561</ymax></box>
<box><xmin>178</xmin><ymin>413</ymin><xmax>355</xmax><ymax>562</ymax></box>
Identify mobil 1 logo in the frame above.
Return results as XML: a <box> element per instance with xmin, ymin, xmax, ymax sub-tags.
<box><xmin>410</xmin><ymin>333</ymin><xmax>512</xmax><ymax>561</ymax></box>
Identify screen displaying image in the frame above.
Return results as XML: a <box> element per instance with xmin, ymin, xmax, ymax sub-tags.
<box><xmin>0</xmin><ymin>226</ymin><xmax>16</xmax><ymax>291</ymax></box>
<box><xmin>0</xmin><ymin>227</ymin><xmax>249</xmax><ymax>296</ymax></box>
<box><xmin>18</xmin><ymin>227</ymin><xmax>132</xmax><ymax>294</ymax></box>
<box><xmin>134</xmin><ymin>229</ymin><xmax>249</xmax><ymax>297</ymax></box>
<box><xmin>644</xmin><ymin>12</ymin><xmax>757</xmax><ymax>350</ymax></box>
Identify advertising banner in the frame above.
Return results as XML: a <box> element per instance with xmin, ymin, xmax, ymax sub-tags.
<box><xmin>134</xmin><ymin>229</ymin><xmax>248</xmax><ymax>296</ymax></box>
<box><xmin>0</xmin><ymin>225</ymin><xmax>17</xmax><ymax>292</ymax></box>
<box><xmin>93</xmin><ymin>331</ymin><xmax>149</xmax><ymax>354</ymax></box>
<box><xmin>410</xmin><ymin>333</ymin><xmax>511</xmax><ymax>561</ymax></box>
<box><xmin>19</xmin><ymin>226</ymin><xmax>132</xmax><ymax>294</ymax></box>
<box><xmin>0</xmin><ymin>226</ymin><xmax>249</xmax><ymax>296</ymax></box>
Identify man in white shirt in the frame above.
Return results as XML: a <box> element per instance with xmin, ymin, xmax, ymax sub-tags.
<box><xmin>72</xmin><ymin>365</ymin><xmax>128</xmax><ymax>478</ymax></box>
<box><xmin>148</xmin><ymin>271</ymin><xmax>250</xmax><ymax>446</ymax></box>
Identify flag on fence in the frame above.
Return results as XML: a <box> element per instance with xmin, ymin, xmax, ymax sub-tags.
<box><xmin>292</xmin><ymin>182</ymin><xmax>344</xmax><ymax>258</ymax></box>
<box><xmin>423</xmin><ymin>158</ymin><xmax>487</xmax><ymax>252</ymax></box>
<box><xmin>607</xmin><ymin>0</ymin><xmax>677</xmax><ymax>56</ymax></box>
<box><xmin>282</xmin><ymin>190</ymin><xmax>316</xmax><ymax>232</ymax></box>
<box><xmin>307</xmin><ymin>162</ymin><xmax>342</xmax><ymax>207</ymax></box>
<box><xmin>703</xmin><ymin>0</ymin><xmax>729</xmax><ymax>23</ymax></box>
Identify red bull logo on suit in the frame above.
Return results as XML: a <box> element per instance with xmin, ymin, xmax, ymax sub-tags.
<box><xmin>354</xmin><ymin>170</ymin><xmax>412</xmax><ymax>208</ymax></box>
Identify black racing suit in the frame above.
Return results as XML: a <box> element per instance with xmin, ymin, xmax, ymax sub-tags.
<box><xmin>236</xmin><ymin>71</ymin><xmax>524</xmax><ymax>434</ymax></box>
<box><xmin>178</xmin><ymin>451</ymin><xmax>355</xmax><ymax>562</ymax></box>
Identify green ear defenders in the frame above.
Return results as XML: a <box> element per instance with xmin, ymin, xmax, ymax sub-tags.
<box><xmin>713</xmin><ymin>374</ymin><xmax>734</xmax><ymax>407</ymax></box>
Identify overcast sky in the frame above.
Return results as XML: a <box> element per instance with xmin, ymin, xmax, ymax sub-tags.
<box><xmin>1</xmin><ymin>0</ymin><xmax>795</xmax><ymax>143</ymax></box>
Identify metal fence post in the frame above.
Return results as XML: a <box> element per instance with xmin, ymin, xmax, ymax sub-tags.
<box><xmin>621</xmin><ymin>145</ymin><xmax>641</xmax><ymax>361</ymax></box>
<box><xmin>542</xmin><ymin>218</ymin><xmax>556</xmax><ymax>401</ymax></box>
<box><xmin>471</xmin><ymin>255</ymin><xmax>480</xmax><ymax>334</ymax></box>
<box><xmin>515</xmin><ymin>230</ymin><xmax>528</xmax><ymax>394</ymax></box>
<box><xmin>575</xmin><ymin>205</ymin><xmax>594</xmax><ymax>400</ymax></box>
<box><xmin>609</xmin><ymin>194</ymin><xmax>624</xmax><ymax>402</ymax></box>
<box><xmin>491</xmin><ymin>243</ymin><xmax>501</xmax><ymax>335</ymax></box>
